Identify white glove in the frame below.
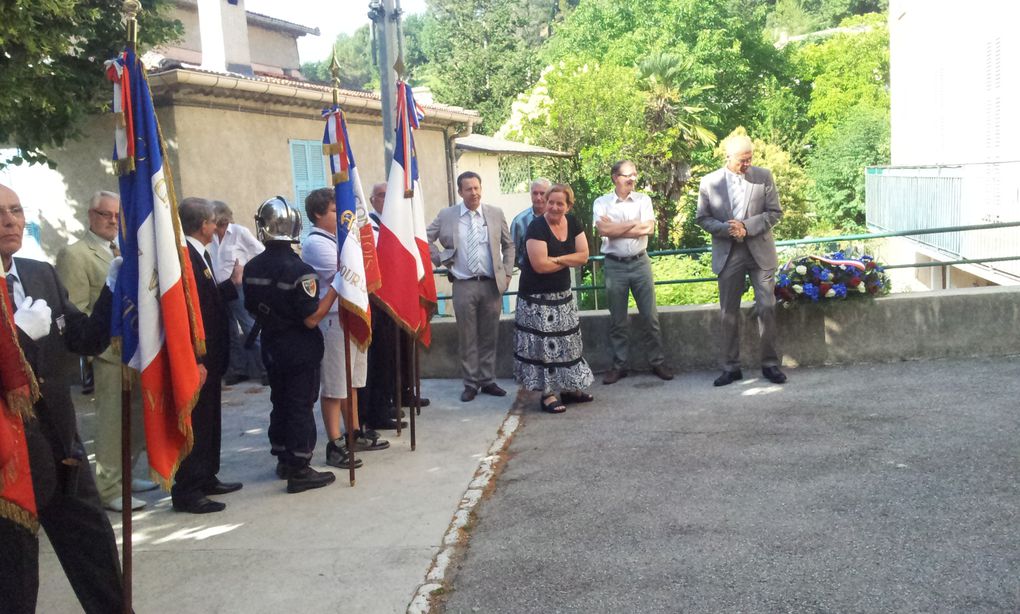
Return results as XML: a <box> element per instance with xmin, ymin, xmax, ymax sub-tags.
<box><xmin>106</xmin><ymin>256</ymin><xmax>123</xmax><ymax>290</ymax></box>
<box><xmin>14</xmin><ymin>297</ymin><xmax>52</xmax><ymax>341</ymax></box>
<box><xmin>331</xmin><ymin>271</ymin><xmax>343</xmax><ymax>293</ymax></box>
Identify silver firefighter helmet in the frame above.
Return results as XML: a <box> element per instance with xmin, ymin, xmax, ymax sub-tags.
<box><xmin>254</xmin><ymin>196</ymin><xmax>302</xmax><ymax>243</ymax></box>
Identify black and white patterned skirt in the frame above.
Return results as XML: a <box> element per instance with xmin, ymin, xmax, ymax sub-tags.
<box><xmin>513</xmin><ymin>290</ymin><xmax>594</xmax><ymax>393</ymax></box>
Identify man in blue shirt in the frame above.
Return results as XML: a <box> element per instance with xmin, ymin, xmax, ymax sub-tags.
<box><xmin>510</xmin><ymin>178</ymin><xmax>551</xmax><ymax>268</ymax></box>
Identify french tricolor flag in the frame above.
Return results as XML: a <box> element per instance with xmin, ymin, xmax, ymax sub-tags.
<box><xmin>375</xmin><ymin>82</ymin><xmax>437</xmax><ymax>344</ymax></box>
<box><xmin>108</xmin><ymin>50</ymin><xmax>204</xmax><ymax>487</ymax></box>
<box><xmin>323</xmin><ymin>105</ymin><xmax>379</xmax><ymax>348</ymax></box>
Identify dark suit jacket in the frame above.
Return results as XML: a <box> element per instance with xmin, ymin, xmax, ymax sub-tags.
<box><xmin>696</xmin><ymin>165</ymin><xmax>783</xmax><ymax>274</ymax></box>
<box><xmin>14</xmin><ymin>257</ymin><xmax>112</xmax><ymax>503</ymax></box>
<box><xmin>188</xmin><ymin>243</ymin><xmax>235</xmax><ymax>378</ymax></box>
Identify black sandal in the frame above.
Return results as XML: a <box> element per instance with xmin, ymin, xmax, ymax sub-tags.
<box><xmin>560</xmin><ymin>390</ymin><xmax>594</xmax><ymax>404</ymax></box>
<box><xmin>540</xmin><ymin>395</ymin><xmax>566</xmax><ymax>414</ymax></box>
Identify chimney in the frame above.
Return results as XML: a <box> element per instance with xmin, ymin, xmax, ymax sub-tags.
<box><xmin>197</xmin><ymin>0</ymin><xmax>227</xmax><ymax>72</ymax></box>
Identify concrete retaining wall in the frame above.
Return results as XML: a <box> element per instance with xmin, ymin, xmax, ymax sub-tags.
<box><xmin>421</xmin><ymin>286</ymin><xmax>1020</xmax><ymax>378</ymax></box>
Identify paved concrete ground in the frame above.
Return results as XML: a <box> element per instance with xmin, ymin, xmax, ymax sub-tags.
<box><xmin>37</xmin><ymin>378</ymin><xmax>516</xmax><ymax>613</ymax></box>
<box><xmin>441</xmin><ymin>357</ymin><xmax>1020</xmax><ymax>613</ymax></box>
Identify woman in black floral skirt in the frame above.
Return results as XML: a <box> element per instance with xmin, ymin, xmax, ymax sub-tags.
<box><xmin>513</xmin><ymin>183</ymin><xmax>594</xmax><ymax>413</ymax></box>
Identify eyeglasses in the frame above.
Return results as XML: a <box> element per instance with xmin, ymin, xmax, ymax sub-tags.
<box><xmin>616</xmin><ymin>173</ymin><xmax>639</xmax><ymax>180</ymax></box>
<box><xmin>90</xmin><ymin>209</ymin><xmax>118</xmax><ymax>221</ymax></box>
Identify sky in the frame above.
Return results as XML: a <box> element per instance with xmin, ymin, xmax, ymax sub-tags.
<box><xmin>244</xmin><ymin>0</ymin><xmax>428</xmax><ymax>65</ymax></box>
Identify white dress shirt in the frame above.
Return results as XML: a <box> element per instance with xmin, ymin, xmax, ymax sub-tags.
<box><xmin>4</xmin><ymin>259</ymin><xmax>26</xmax><ymax>306</ymax></box>
<box><xmin>450</xmin><ymin>203</ymin><xmax>494</xmax><ymax>280</ymax></box>
<box><xmin>592</xmin><ymin>190</ymin><xmax>654</xmax><ymax>257</ymax></box>
<box><xmin>211</xmin><ymin>223</ymin><xmax>264</xmax><ymax>283</ymax></box>
<box><xmin>725</xmin><ymin>169</ymin><xmax>748</xmax><ymax>221</ymax></box>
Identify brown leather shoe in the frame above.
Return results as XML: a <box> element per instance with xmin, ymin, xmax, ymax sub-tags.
<box><xmin>602</xmin><ymin>368</ymin><xmax>628</xmax><ymax>385</ymax></box>
<box><xmin>651</xmin><ymin>364</ymin><xmax>674</xmax><ymax>381</ymax></box>
<box><xmin>460</xmin><ymin>386</ymin><xmax>478</xmax><ymax>402</ymax></box>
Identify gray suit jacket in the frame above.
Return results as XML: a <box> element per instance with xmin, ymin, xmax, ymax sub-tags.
<box><xmin>427</xmin><ymin>203</ymin><xmax>515</xmax><ymax>294</ymax></box>
<box><xmin>696</xmin><ymin>165</ymin><xmax>783</xmax><ymax>274</ymax></box>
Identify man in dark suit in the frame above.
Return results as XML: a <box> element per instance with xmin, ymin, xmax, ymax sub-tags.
<box><xmin>0</xmin><ymin>182</ymin><xmax>126</xmax><ymax>613</ymax></box>
<box><xmin>171</xmin><ymin>197</ymin><xmax>243</xmax><ymax>513</ymax></box>
<box><xmin>696</xmin><ymin>134</ymin><xmax>787</xmax><ymax>387</ymax></box>
<box><xmin>427</xmin><ymin>172</ymin><xmax>515</xmax><ymax>402</ymax></box>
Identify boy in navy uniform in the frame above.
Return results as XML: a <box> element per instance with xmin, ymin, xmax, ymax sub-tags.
<box><xmin>243</xmin><ymin>196</ymin><xmax>338</xmax><ymax>493</ymax></box>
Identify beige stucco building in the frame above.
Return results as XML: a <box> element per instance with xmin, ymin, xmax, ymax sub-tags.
<box><xmin>2</xmin><ymin>0</ymin><xmax>479</xmax><ymax>262</ymax></box>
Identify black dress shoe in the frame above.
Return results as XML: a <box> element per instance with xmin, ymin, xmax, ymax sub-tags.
<box><xmin>762</xmin><ymin>366</ymin><xmax>788</xmax><ymax>384</ymax></box>
<box><xmin>202</xmin><ymin>480</ymin><xmax>243</xmax><ymax>496</ymax></box>
<box><xmin>172</xmin><ymin>496</ymin><xmax>226</xmax><ymax>514</ymax></box>
<box><xmin>480</xmin><ymin>383</ymin><xmax>507</xmax><ymax>397</ymax></box>
<box><xmin>651</xmin><ymin>364</ymin><xmax>674</xmax><ymax>381</ymax></box>
<box><xmin>602</xmin><ymin>368</ymin><xmax>628</xmax><ymax>385</ymax></box>
<box><xmin>287</xmin><ymin>466</ymin><xmax>336</xmax><ymax>494</ymax></box>
<box><xmin>223</xmin><ymin>373</ymin><xmax>248</xmax><ymax>386</ymax></box>
<box><xmin>461</xmin><ymin>386</ymin><xmax>478</xmax><ymax>402</ymax></box>
<box><xmin>713</xmin><ymin>370</ymin><xmax>743</xmax><ymax>387</ymax></box>
<box><xmin>401</xmin><ymin>392</ymin><xmax>431</xmax><ymax>407</ymax></box>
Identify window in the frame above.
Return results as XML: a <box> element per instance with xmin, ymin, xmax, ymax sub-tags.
<box><xmin>498</xmin><ymin>155</ymin><xmax>533</xmax><ymax>195</ymax></box>
<box><xmin>289</xmin><ymin>139</ymin><xmax>329</xmax><ymax>244</ymax></box>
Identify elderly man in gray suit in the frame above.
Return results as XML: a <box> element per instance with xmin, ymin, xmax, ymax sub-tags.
<box><xmin>696</xmin><ymin>134</ymin><xmax>788</xmax><ymax>386</ymax></box>
<box><xmin>428</xmin><ymin>171</ymin><xmax>515</xmax><ymax>402</ymax></box>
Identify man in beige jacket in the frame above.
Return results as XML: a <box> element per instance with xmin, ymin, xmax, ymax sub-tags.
<box><xmin>56</xmin><ymin>191</ymin><xmax>155</xmax><ymax>511</ymax></box>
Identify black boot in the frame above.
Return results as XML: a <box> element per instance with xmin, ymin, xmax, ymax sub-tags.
<box><xmin>286</xmin><ymin>466</ymin><xmax>336</xmax><ymax>493</ymax></box>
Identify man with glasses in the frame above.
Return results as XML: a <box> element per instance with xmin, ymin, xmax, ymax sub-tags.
<box><xmin>57</xmin><ymin>191</ymin><xmax>157</xmax><ymax>513</ymax></box>
<box><xmin>696</xmin><ymin>134</ymin><xmax>787</xmax><ymax>386</ymax></box>
<box><xmin>1</xmin><ymin>182</ymin><xmax>128</xmax><ymax>613</ymax></box>
<box><xmin>594</xmin><ymin>160</ymin><xmax>673</xmax><ymax>384</ymax></box>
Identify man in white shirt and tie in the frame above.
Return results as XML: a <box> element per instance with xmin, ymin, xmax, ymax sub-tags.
<box><xmin>696</xmin><ymin>134</ymin><xmax>787</xmax><ymax>386</ymax></box>
<box><xmin>427</xmin><ymin>172</ymin><xmax>515</xmax><ymax>402</ymax></box>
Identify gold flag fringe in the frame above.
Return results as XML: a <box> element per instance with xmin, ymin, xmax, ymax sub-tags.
<box><xmin>114</xmin><ymin>158</ymin><xmax>136</xmax><ymax>177</ymax></box>
<box><xmin>332</xmin><ymin>171</ymin><xmax>349</xmax><ymax>184</ymax></box>
<box><xmin>322</xmin><ymin>143</ymin><xmax>342</xmax><ymax>156</ymax></box>
<box><xmin>339</xmin><ymin>298</ymin><xmax>372</xmax><ymax>351</ymax></box>
<box><xmin>0</xmin><ymin>499</ymin><xmax>39</xmax><ymax>534</ymax></box>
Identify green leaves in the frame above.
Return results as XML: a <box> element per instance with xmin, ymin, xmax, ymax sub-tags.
<box><xmin>0</xmin><ymin>0</ymin><xmax>180</xmax><ymax>169</ymax></box>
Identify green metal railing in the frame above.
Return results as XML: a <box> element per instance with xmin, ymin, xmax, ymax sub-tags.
<box><xmin>432</xmin><ymin>220</ymin><xmax>1020</xmax><ymax>306</ymax></box>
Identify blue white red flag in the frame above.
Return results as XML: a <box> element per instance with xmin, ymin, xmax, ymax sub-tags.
<box><xmin>322</xmin><ymin>106</ymin><xmax>378</xmax><ymax>349</ymax></box>
<box><xmin>375</xmin><ymin>82</ymin><xmax>437</xmax><ymax>344</ymax></box>
<box><xmin>106</xmin><ymin>49</ymin><xmax>203</xmax><ymax>487</ymax></box>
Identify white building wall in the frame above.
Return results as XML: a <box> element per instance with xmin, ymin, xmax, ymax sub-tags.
<box><xmin>889</xmin><ymin>0</ymin><xmax>1020</xmax><ymax>165</ymax></box>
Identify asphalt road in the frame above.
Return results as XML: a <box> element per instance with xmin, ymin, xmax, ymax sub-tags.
<box><xmin>440</xmin><ymin>357</ymin><xmax>1020</xmax><ymax>614</ymax></box>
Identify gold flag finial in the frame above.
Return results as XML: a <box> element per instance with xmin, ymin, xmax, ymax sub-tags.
<box><xmin>122</xmin><ymin>0</ymin><xmax>142</xmax><ymax>50</ymax></box>
<box><xmin>330</xmin><ymin>49</ymin><xmax>341</xmax><ymax>107</ymax></box>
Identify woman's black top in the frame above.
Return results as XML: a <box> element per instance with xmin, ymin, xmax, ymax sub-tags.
<box><xmin>518</xmin><ymin>213</ymin><xmax>584</xmax><ymax>295</ymax></box>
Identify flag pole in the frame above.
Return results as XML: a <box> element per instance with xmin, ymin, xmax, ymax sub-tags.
<box><xmin>330</xmin><ymin>53</ymin><xmax>357</xmax><ymax>487</ymax></box>
<box><xmin>119</xmin><ymin>3</ymin><xmax>140</xmax><ymax>612</ymax></box>
<box><xmin>391</xmin><ymin>32</ymin><xmax>418</xmax><ymax>450</ymax></box>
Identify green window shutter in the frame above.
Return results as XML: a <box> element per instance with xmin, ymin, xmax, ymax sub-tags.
<box><xmin>289</xmin><ymin>139</ymin><xmax>329</xmax><ymax>244</ymax></box>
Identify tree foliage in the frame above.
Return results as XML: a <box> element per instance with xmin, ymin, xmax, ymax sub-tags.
<box><xmin>301</xmin><ymin>27</ymin><xmax>375</xmax><ymax>90</ymax></box>
<box><xmin>807</xmin><ymin>104</ymin><xmax>889</xmax><ymax>230</ymax></box>
<box><xmin>767</xmin><ymin>0</ymin><xmax>888</xmax><ymax>37</ymax></box>
<box><xmin>0</xmin><ymin>0</ymin><xmax>181</xmax><ymax>169</ymax></box>
<box><xmin>418</xmin><ymin>0</ymin><xmax>574</xmax><ymax>134</ymax></box>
